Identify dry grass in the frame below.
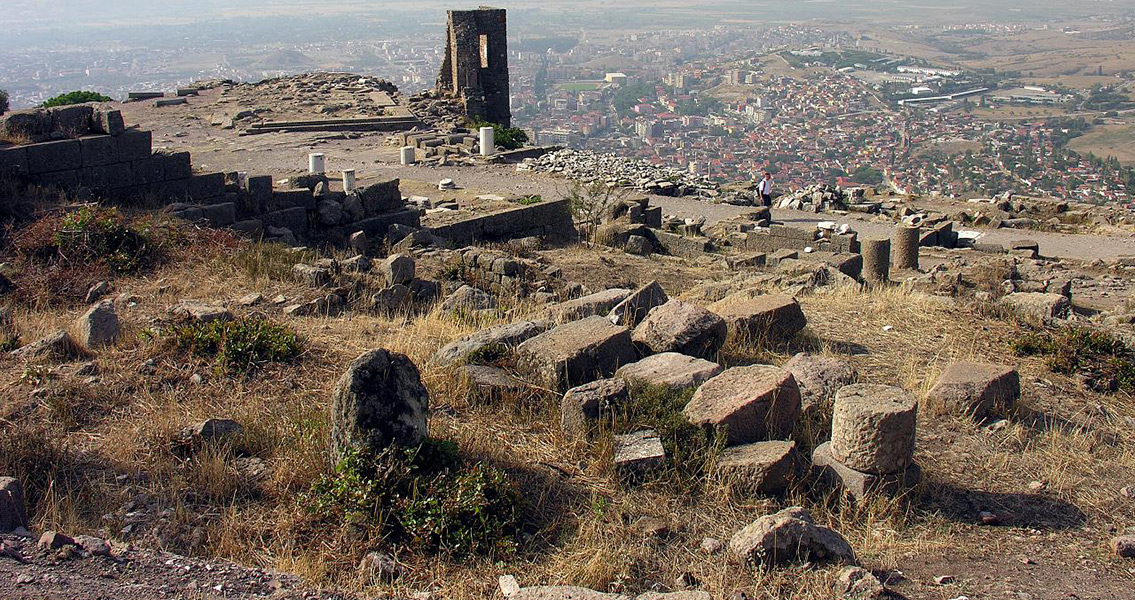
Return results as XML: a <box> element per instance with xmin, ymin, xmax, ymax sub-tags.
<box><xmin>1</xmin><ymin>231</ymin><xmax>1133</xmax><ymax>599</ymax></box>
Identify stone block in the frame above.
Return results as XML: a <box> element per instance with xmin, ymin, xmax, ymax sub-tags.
<box><xmin>830</xmin><ymin>384</ymin><xmax>917</xmax><ymax>475</ymax></box>
<box><xmin>82</xmin><ymin>163</ymin><xmax>134</xmax><ymax>191</ymax></box>
<box><xmin>75</xmin><ymin>300</ymin><xmax>120</xmax><ymax>349</ymax></box>
<box><xmin>517</xmin><ymin>316</ymin><xmax>637</xmax><ymax>392</ymax></box>
<box><xmin>709</xmin><ymin>293</ymin><xmax>807</xmax><ymax>343</ymax></box>
<box><xmin>152</xmin><ymin>178</ymin><xmax>189</xmax><ymax>202</ymax></box>
<box><xmin>25</xmin><ymin>139</ymin><xmax>82</xmax><ymax>174</ymax></box>
<box><xmin>768</xmin><ymin>249</ymin><xmax>799</xmax><ymax>266</ymax></box>
<box><xmin>614</xmin><ymin>429</ymin><xmax>666</xmax><ymax>478</ymax></box>
<box><xmin>644</xmin><ymin>206</ymin><xmax>663</xmax><ymax>229</ymax></box>
<box><xmin>0</xmin><ymin>477</ymin><xmax>27</xmax><ymax>532</ymax></box>
<box><xmin>187</xmin><ymin>173</ymin><xmax>226</xmax><ymax>201</ymax></box>
<box><xmin>1001</xmin><ymin>292</ymin><xmax>1070</xmax><ymax>323</ymax></box>
<box><xmin>132</xmin><ymin>157</ymin><xmax>164</xmax><ymax>185</ymax></box>
<box><xmin>0</xmin><ymin>145</ymin><xmax>29</xmax><ymax>177</ymax></box>
<box><xmin>262</xmin><ymin>207</ymin><xmax>309</xmax><ymax>235</ymax></box>
<box><xmin>356</xmin><ymin>179</ymin><xmax>403</xmax><ymax>215</ymax></box>
<box><xmin>615</xmin><ymin>352</ymin><xmax>723</xmax><ymax>391</ymax></box>
<box><xmin>200</xmin><ymin>202</ymin><xmax>237</xmax><ymax>227</ymax></box>
<box><xmin>561</xmin><ymin>378</ymin><xmax>629</xmax><ymax>438</ymax></box>
<box><xmin>926</xmin><ymin>362</ymin><xmax>1019</xmax><ymax>420</ymax></box>
<box><xmin>330</xmin><ymin>349</ymin><xmax>429</xmax><ymax>462</ymax></box>
<box><xmin>159</xmin><ymin>151</ymin><xmax>193</xmax><ymax>180</ymax></box>
<box><xmin>717</xmin><ymin>440</ymin><xmax>801</xmax><ymax>495</ymax></box>
<box><xmin>782</xmin><ymin>353</ymin><xmax>857</xmax><ymax>411</ymax></box>
<box><xmin>683</xmin><ymin>365</ymin><xmax>801</xmax><ymax>445</ymax></box>
<box><xmin>460</xmin><ymin>365</ymin><xmax>525</xmax><ymax>402</ymax></box>
<box><xmin>93</xmin><ymin>109</ymin><xmax>125</xmax><ymax>136</ymax></box>
<box><xmin>545</xmin><ymin>288</ymin><xmax>633</xmax><ymax>322</ymax></box>
<box><xmin>79</xmin><ymin>135</ymin><xmax>119</xmax><ymax>167</ymax></box>
<box><xmin>632</xmin><ymin>299</ymin><xmax>727</xmax><ymax>360</ymax></box>
<box><xmin>38</xmin><ymin>169</ymin><xmax>81</xmax><ymax>189</ymax></box>
<box><xmin>116</xmin><ymin>129</ymin><xmax>153</xmax><ymax>162</ymax></box>
<box><xmin>812</xmin><ymin>442</ymin><xmax>921</xmax><ymax>500</ymax></box>
<box><xmin>230</xmin><ymin>219</ymin><xmax>264</xmax><ymax>238</ymax></box>
<box><xmin>608</xmin><ymin>281</ymin><xmax>668</xmax><ymax>327</ymax></box>
<box><xmin>433</xmin><ymin>320</ymin><xmax>550</xmax><ymax>367</ymax></box>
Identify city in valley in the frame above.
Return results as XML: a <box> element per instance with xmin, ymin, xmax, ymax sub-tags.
<box><xmin>2</xmin><ymin>2</ymin><xmax>1135</xmax><ymax>600</ymax></box>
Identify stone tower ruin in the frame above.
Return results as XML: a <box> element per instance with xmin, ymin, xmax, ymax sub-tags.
<box><xmin>437</xmin><ymin>7</ymin><xmax>511</xmax><ymax>128</ymax></box>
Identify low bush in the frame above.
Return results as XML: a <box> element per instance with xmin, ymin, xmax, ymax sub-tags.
<box><xmin>1012</xmin><ymin>326</ymin><xmax>1135</xmax><ymax>392</ymax></box>
<box><xmin>172</xmin><ymin>317</ymin><xmax>303</xmax><ymax>375</ymax></box>
<box><xmin>42</xmin><ymin>91</ymin><xmax>113</xmax><ymax>108</ymax></box>
<box><xmin>516</xmin><ymin>194</ymin><xmax>543</xmax><ymax>205</ymax></box>
<box><xmin>471</xmin><ymin>120</ymin><xmax>528</xmax><ymax>150</ymax></box>
<box><xmin>307</xmin><ymin>441</ymin><xmax>521</xmax><ymax>558</ymax></box>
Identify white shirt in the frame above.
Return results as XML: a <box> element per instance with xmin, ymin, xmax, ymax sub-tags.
<box><xmin>758</xmin><ymin>179</ymin><xmax>772</xmax><ymax>195</ymax></box>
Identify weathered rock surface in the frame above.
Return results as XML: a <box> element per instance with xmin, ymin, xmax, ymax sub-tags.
<box><xmin>1001</xmin><ymin>292</ymin><xmax>1070</xmax><ymax>322</ymax></box>
<box><xmin>433</xmin><ymin>320</ymin><xmax>549</xmax><ymax>366</ymax></box>
<box><xmin>812</xmin><ymin>442</ymin><xmax>922</xmax><ymax>500</ymax></box>
<box><xmin>170</xmin><ymin>300</ymin><xmax>232</xmax><ymax>324</ymax></box>
<box><xmin>381</xmin><ymin>253</ymin><xmax>416</xmax><ymax>286</ymax></box>
<box><xmin>783</xmin><ymin>353</ymin><xmax>857</xmax><ymax>410</ymax></box>
<box><xmin>830</xmin><ymin>384</ymin><xmax>918</xmax><ymax>475</ymax></box>
<box><xmin>330</xmin><ymin>349</ymin><xmax>429</xmax><ymax>461</ymax></box>
<box><xmin>615</xmin><ymin>352</ymin><xmax>722</xmax><ymax>390</ymax></box>
<box><xmin>632</xmin><ymin>300</ymin><xmax>727</xmax><ymax>360</ymax></box>
<box><xmin>175</xmin><ymin>418</ymin><xmax>244</xmax><ymax>451</ymax></box>
<box><xmin>441</xmin><ymin>285</ymin><xmax>497</xmax><ymax>313</ymax></box>
<box><xmin>709</xmin><ymin>293</ymin><xmax>807</xmax><ymax>342</ymax></box>
<box><xmin>10</xmin><ymin>330</ymin><xmax>85</xmax><ymax>360</ymax></box>
<box><xmin>0</xmin><ymin>477</ymin><xmax>27</xmax><ymax>532</ymax></box>
<box><xmin>561</xmin><ymin>378</ymin><xmax>629</xmax><ymax>437</ymax></box>
<box><xmin>546</xmin><ymin>288</ymin><xmax>633</xmax><ymax>322</ymax></box>
<box><xmin>614</xmin><ymin>429</ymin><xmax>666</xmax><ymax>477</ymax></box>
<box><xmin>607</xmin><ymin>281</ymin><xmax>668</xmax><ymax>328</ymax></box>
<box><xmin>926</xmin><ymin>361</ymin><xmax>1020</xmax><ymax>420</ymax></box>
<box><xmin>460</xmin><ymin>364</ymin><xmax>526</xmax><ymax>401</ymax></box>
<box><xmin>728</xmin><ymin>506</ymin><xmax>857</xmax><ymax>567</ymax></box>
<box><xmin>683</xmin><ymin>365</ymin><xmax>801</xmax><ymax>445</ymax></box>
<box><xmin>517</xmin><ymin>316</ymin><xmax>636</xmax><ymax>391</ymax></box>
<box><xmin>716</xmin><ymin>440</ymin><xmax>801</xmax><ymax>495</ymax></box>
<box><xmin>1112</xmin><ymin>535</ymin><xmax>1135</xmax><ymax>559</ymax></box>
<box><xmin>838</xmin><ymin>566</ymin><xmax>886</xmax><ymax>599</ymax></box>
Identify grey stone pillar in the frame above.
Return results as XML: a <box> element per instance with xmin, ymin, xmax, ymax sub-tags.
<box><xmin>892</xmin><ymin>226</ymin><xmax>920</xmax><ymax>271</ymax></box>
<box><xmin>861</xmin><ymin>238</ymin><xmax>890</xmax><ymax>284</ymax></box>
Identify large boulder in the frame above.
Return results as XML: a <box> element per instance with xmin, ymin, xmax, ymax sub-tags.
<box><xmin>607</xmin><ymin>281</ymin><xmax>668</xmax><ymax>327</ymax></box>
<box><xmin>716</xmin><ymin>440</ymin><xmax>801</xmax><ymax>496</ymax></box>
<box><xmin>830</xmin><ymin>384</ymin><xmax>918</xmax><ymax>475</ymax></box>
<box><xmin>632</xmin><ymin>300</ymin><xmax>727</xmax><ymax>360</ymax></box>
<box><xmin>728</xmin><ymin>506</ymin><xmax>857</xmax><ymax>567</ymax></box>
<box><xmin>441</xmin><ymin>285</ymin><xmax>496</xmax><ymax>313</ymax></box>
<box><xmin>615</xmin><ymin>352</ymin><xmax>722</xmax><ymax>391</ymax></box>
<box><xmin>709</xmin><ymin>293</ymin><xmax>807</xmax><ymax>343</ymax></box>
<box><xmin>330</xmin><ymin>349</ymin><xmax>430</xmax><ymax>461</ymax></box>
<box><xmin>926</xmin><ymin>361</ymin><xmax>1019</xmax><ymax>420</ymax></box>
<box><xmin>683</xmin><ymin>365</ymin><xmax>801</xmax><ymax>445</ymax></box>
<box><xmin>75</xmin><ymin>300</ymin><xmax>120</xmax><ymax>348</ymax></box>
<box><xmin>381</xmin><ymin>254</ymin><xmax>416</xmax><ymax>286</ymax></box>
<box><xmin>517</xmin><ymin>317</ymin><xmax>637</xmax><ymax>391</ymax></box>
<box><xmin>561</xmin><ymin>378</ymin><xmax>629</xmax><ymax>438</ymax></box>
<box><xmin>545</xmin><ymin>288</ymin><xmax>633</xmax><ymax>322</ymax></box>
<box><xmin>782</xmin><ymin>353</ymin><xmax>857</xmax><ymax>411</ymax></box>
<box><xmin>433</xmin><ymin>320</ymin><xmax>550</xmax><ymax>367</ymax></box>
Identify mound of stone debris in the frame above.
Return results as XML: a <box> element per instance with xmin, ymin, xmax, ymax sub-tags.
<box><xmin>521</xmin><ymin>149</ymin><xmax>718</xmax><ymax>198</ymax></box>
<box><xmin>774</xmin><ymin>184</ymin><xmax>858</xmax><ymax>213</ymax></box>
<box><xmin>404</xmin><ymin>89</ymin><xmax>468</xmax><ymax>131</ymax></box>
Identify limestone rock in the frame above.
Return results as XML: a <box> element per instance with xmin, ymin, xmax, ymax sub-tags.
<box><xmin>728</xmin><ymin>506</ymin><xmax>857</xmax><ymax>567</ymax></box>
<box><xmin>926</xmin><ymin>361</ymin><xmax>1019</xmax><ymax>420</ymax></box>
<box><xmin>716</xmin><ymin>440</ymin><xmax>801</xmax><ymax>495</ymax></box>
<box><xmin>382</xmin><ymin>254</ymin><xmax>416</xmax><ymax>286</ymax></box>
<box><xmin>1001</xmin><ymin>292</ymin><xmax>1070</xmax><ymax>323</ymax></box>
<box><xmin>830</xmin><ymin>384</ymin><xmax>918</xmax><ymax>475</ymax></box>
<box><xmin>0</xmin><ymin>477</ymin><xmax>28</xmax><ymax>532</ymax></box>
<box><xmin>84</xmin><ymin>281</ymin><xmax>111</xmax><ymax>304</ymax></box>
<box><xmin>330</xmin><ymin>349</ymin><xmax>429</xmax><ymax>462</ymax></box>
<box><xmin>433</xmin><ymin>320</ymin><xmax>550</xmax><ymax>367</ymax></box>
<box><xmin>614</xmin><ymin>429</ymin><xmax>666</xmax><ymax>477</ymax></box>
<box><xmin>709</xmin><ymin>293</ymin><xmax>807</xmax><ymax>343</ymax></box>
<box><xmin>561</xmin><ymin>378</ymin><xmax>629</xmax><ymax>438</ymax></box>
<box><xmin>517</xmin><ymin>316</ymin><xmax>637</xmax><ymax>391</ymax></box>
<box><xmin>76</xmin><ymin>300</ymin><xmax>119</xmax><ymax>348</ymax></box>
<box><xmin>783</xmin><ymin>353</ymin><xmax>857</xmax><ymax>411</ymax></box>
<box><xmin>608</xmin><ymin>281</ymin><xmax>668</xmax><ymax>328</ymax></box>
<box><xmin>371</xmin><ymin>285</ymin><xmax>411</xmax><ymax>315</ymax></box>
<box><xmin>683</xmin><ymin>365</ymin><xmax>801</xmax><ymax>445</ymax></box>
<box><xmin>632</xmin><ymin>300</ymin><xmax>728</xmax><ymax>360</ymax></box>
<box><xmin>545</xmin><ymin>288</ymin><xmax>633</xmax><ymax>322</ymax></box>
<box><xmin>38</xmin><ymin>530</ymin><xmax>75</xmax><ymax>550</ymax></box>
<box><xmin>615</xmin><ymin>352</ymin><xmax>722</xmax><ymax>390</ymax></box>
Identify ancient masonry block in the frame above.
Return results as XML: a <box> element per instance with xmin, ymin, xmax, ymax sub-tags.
<box><xmin>437</xmin><ymin>8</ymin><xmax>511</xmax><ymax>127</ymax></box>
<box><xmin>861</xmin><ymin>238</ymin><xmax>891</xmax><ymax>283</ymax></box>
<box><xmin>892</xmin><ymin>225</ymin><xmax>920</xmax><ymax>270</ymax></box>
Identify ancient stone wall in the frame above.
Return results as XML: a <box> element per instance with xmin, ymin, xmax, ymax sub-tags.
<box><xmin>437</xmin><ymin>8</ymin><xmax>511</xmax><ymax>127</ymax></box>
<box><xmin>428</xmin><ymin>199</ymin><xmax>576</xmax><ymax>245</ymax></box>
<box><xmin>740</xmin><ymin>225</ymin><xmax>860</xmax><ymax>254</ymax></box>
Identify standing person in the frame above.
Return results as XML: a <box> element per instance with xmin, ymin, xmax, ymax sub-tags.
<box><xmin>757</xmin><ymin>172</ymin><xmax>773</xmax><ymax>206</ymax></box>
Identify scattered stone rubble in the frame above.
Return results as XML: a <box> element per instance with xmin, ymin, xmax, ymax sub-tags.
<box><xmin>522</xmin><ymin>149</ymin><xmax>718</xmax><ymax>197</ymax></box>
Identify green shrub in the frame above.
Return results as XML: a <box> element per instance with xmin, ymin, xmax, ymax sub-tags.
<box><xmin>307</xmin><ymin>441</ymin><xmax>521</xmax><ymax>558</ymax></box>
<box><xmin>516</xmin><ymin>195</ymin><xmax>543</xmax><ymax>205</ymax></box>
<box><xmin>42</xmin><ymin>91</ymin><xmax>113</xmax><ymax>108</ymax></box>
<box><xmin>172</xmin><ymin>317</ymin><xmax>302</xmax><ymax>374</ymax></box>
<box><xmin>0</xmin><ymin>89</ymin><xmax>9</xmax><ymax>115</ymax></box>
<box><xmin>1012</xmin><ymin>326</ymin><xmax>1135</xmax><ymax>392</ymax></box>
<box><xmin>472</xmin><ymin>120</ymin><xmax>528</xmax><ymax>150</ymax></box>
<box><xmin>51</xmin><ymin>206</ymin><xmax>155</xmax><ymax>274</ymax></box>
<box><xmin>606</xmin><ymin>384</ymin><xmax>725</xmax><ymax>492</ymax></box>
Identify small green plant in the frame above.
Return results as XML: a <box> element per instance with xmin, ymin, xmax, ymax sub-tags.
<box><xmin>606</xmin><ymin>384</ymin><xmax>725</xmax><ymax>492</ymax></box>
<box><xmin>42</xmin><ymin>91</ymin><xmax>113</xmax><ymax>108</ymax></box>
<box><xmin>460</xmin><ymin>342</ymin><xmax>509</xmax><ymax>366</ymax></box>
<box><xmin>172</xmin><ymin>317</ymin><xmax>302</xmax><ymax>374</ymax></box>
<box><xmin>471</xmin><ymin>120</ymin><xmax>528</xmax><ymax>150</ymax></box>
<box><xmin>1012</xmin><ymin>326</ymin><xmax>1135</xmax><ymax>392</ymax></box>
<box><xmin>516</xmin><ymin>195</ymin><xmax>543</xmax><ymax>205</ymax></box>
<box><xmin>0</xmin><ymin>89</ymin><xmax>9</xmax><ymax>115</ymax></box>
<box><xmin>51</xmin><ymin>206</ymin><xmax>155</xmax><ymax>274</ymax></box>
<box><xmin>307</xmin><ymin>441</ymin><xmax>521</xmax><ymax>558</ymax></box>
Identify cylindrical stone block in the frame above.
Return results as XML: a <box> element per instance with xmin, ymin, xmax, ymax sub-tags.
<box><xmin>892</xmin><ymin>226</ymin><xmax>920</xmax><ymax>271</ymax></box>
<box><xmin>830</xmin><ymin>384</ymin><xmax>917</xmax><ymax>475</ymax></box>
<box><xmin>342</xmin><ymin>169</ymin><xmax>356</xmax><ymax>193</ymax></box>
<box><xmin>308</xmin><ymin>153</ymin><xmax>325</xmax><ymax>174</ymax></box>
<box><xmin>479</xmin><ymin>126</ymin><xmax>495</xmax><ymax>157</ymax></box>
<box><xmin>400</xmin><ymin>146</ymin><xmax>416</xmax><ymax>165</ymax></box>
<box><xmin>861</xmin><ymin>238</ymin><xmax>891</xmax><ymax>284</ymax></box>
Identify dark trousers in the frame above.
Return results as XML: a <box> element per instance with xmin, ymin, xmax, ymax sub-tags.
<box><xmin>760</xmin><ymin>193</ymin><xmax>772</xmax><ymax>206</ymax></box>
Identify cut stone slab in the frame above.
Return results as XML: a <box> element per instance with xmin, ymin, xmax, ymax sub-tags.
<box><xmin>460</xmin><ymin>365</ymin><xmax>526</xmax><ymax>401</ymax></box>
<box><xmin>175</xmin><ymin>418</ymin><xmax>244</xmax><ymax>448</ymax></box>
<box><xmin>728</xmin><ymin>506</ymin><xmax>857</xmax><ymax>567</ymax></box>
<box><xmin>0</xmin><ymin>477</ymin><xmax>28</xmax><ymax>532</ymax></box>
<box><xmin>812</xmin><ymin>442</ymin><xmax>922</xmax><ymax>500</ymax></box>
<box><xmin>382</xmin><ymin>253</ymin><xmax>416</xmax><ymax>285</ymax></box>
<box><xmin>782</xmin><ymin>353</ymin><xmax>857</xmax><ymax>411</ymax></box>
<box><xmin>632</xmin><ymin>299</ymin><xmax>728</xmax><ymax>360</ymax></box>
<box><xmin>433</xmin><ymin>320</ymin><xmax>550</xmax><ymax>367</ymax></box>
<box><xmin>716</xmin><ymin>440</ymin><xmax>801</xmax><ymax>496</ymax></box>
<box><xmin>1001</xmin><ymin>292</ymin><xmax>1070</xmax><ymax>323</ymax></box>
<box><xmin>441</xmin><ymin>285</ymin><xmax>496</xmax><ymax>313</ymax></box>
<box><xmin>76</xmin><ymin>300</ymin><xmax>119</xmax><ymax>349</ymax></box>
<box><xmin>517</xmin><ymin>316</ymin><xmax>637</xmax><ymax>392</ymax></box>
<box><xmin>830</xmin><ymin>384</ymin><xmax>918</xmax><ymax>475</ymax></box>
<box><xmin>169</xmin><ymin>300</ymin><xmax>232</xmax><ymax>324</ymax></box>
<box><xmin>545</xmin><ymin>288</ymin><xmax>633</xmax><ymax>322</ymax></box>
<box><xmin>561</xmin><ymin>378</ymin><xmax>629</xmax><ymax>438</ymax></box>
<box><xmin>709</xmin><ymin>293</ymin><xmax>807</xmax><ymax>342</ymax></box>
<box><xmin>330</xmin><ymin>349</ymin><xmax>429</xmax><ymax>462</ymax></box>
<box><xmin>292</xmin><ymin>264</ymin><xmax>333</xmax><ymax>288</ymax></box>
<box><xmin>926</xmin><ymin>361</ymin><xmax>1020</xmax><ymax>420</ymax></box>
<box><xmin>615</xmin><ymin>352</ymin><xmax>722</xmax><ymax>391</ymax></box>
<box><xmin>607</xmin><ymin>281</ymin><xmax>668</xmax><ymax>327</ymax></box>
<box><xmin>614</xmin><ymin>429</ymin><xmax>666</xmax><ymax>477</ymax></box>
<box><xmin>683</xmin><ymin>365</ymin><xmax>801</xmax><ymax>445</ymax></box>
